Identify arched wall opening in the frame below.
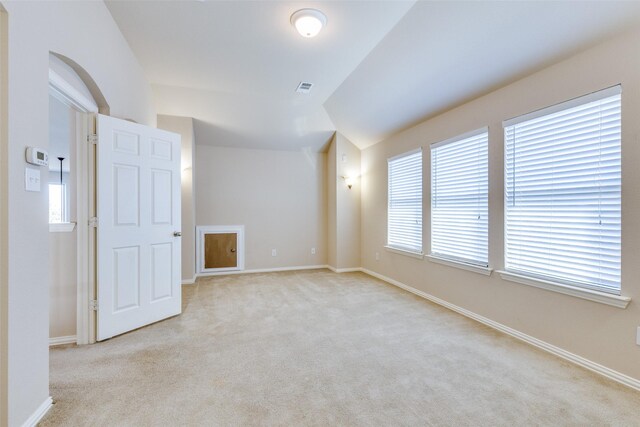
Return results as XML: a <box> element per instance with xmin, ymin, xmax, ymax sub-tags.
<box><xmin>49</xmin><ymin>52</ymin><xmax>109</xmax><ymax>115</ymax></box>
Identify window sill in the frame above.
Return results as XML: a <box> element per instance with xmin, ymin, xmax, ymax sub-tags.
<box><xmin>427</xmin><ymin>255</ymin><xmax>492</xmax><ymax>276</ymax></box>
<box><xmin>497</xmin><ymin>270</ymin><xmax>630</xmax><ymax>309</ymax></box>
<box><xmin>384</xmin><ymin>246</ymin><xmax>424</xmax><ymax>259</ymax></box>
<box><xmin>49</xmin><ymin>222</ymin><xmax>76</xmax><ymax>233</ymax></box>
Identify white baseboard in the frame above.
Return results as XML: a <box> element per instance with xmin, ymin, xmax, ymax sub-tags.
<box><xmin>326</xmin><ymin>266</ymin><xmax>362</xmax><ymax>273</ymax></box>
<box><xmin>197</xmin><ymin>265</ymin><xmax>329</xmax><ymax>278</ymax></box>
<box><xmin>360</xmin><ymin>268</ymin><xmax>640</xmax><ymax>392</ymax></box>
<box><xmin>21</xmin><ymin>396</ymin><xmax>52</xmax><ymax>427</ymax></box>
<box><xmin>181</xmin><ymin>275</ymin><xmax>197</xmax><ymax>285</ymax></box>
<box><xmin>49</xmin><ymin>335</ymin><xmax>76</xmax><ymax>346</ymax></box>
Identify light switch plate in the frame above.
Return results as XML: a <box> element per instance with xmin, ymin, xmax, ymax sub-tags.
<box><xmin>25</xmin><ymin>167</ymin><xmax>41</xmax><ymax>192</ymax></box>
<box><xmin>636</xmin><ymin>326</ymin><xmax>640</xmax><ymax>346</ymax></box>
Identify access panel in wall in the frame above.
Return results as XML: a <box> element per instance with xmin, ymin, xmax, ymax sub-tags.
<box><xmin>197</xmin><ymin>225</ymin><xmax>245</xmax><ymax>274</ymax></box>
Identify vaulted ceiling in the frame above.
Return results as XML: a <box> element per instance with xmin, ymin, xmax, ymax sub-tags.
<box><xmin>106</xmin><ymin>0</ymin><xmax>640</xmax><ymax>151</ymax></box>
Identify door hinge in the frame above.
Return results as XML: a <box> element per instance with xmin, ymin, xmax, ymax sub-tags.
<box><xmin>89</xmin><ymin>217</ymin><xmax>98</xmax><ymax>228</ymax></box>
<box><xmin>87</xmin><ymin>134</ymin><xmax>98</xmax><ymax>145</ymax></box>
<box><xmin>90</xmin><ymin>300</ymin><xmax>98</xmax><ymax>311</ymax></box>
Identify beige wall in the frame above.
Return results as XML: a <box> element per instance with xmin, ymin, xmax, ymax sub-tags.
<box><xmin>195</xmin><ymin>145</ymin><xmax>327</xmax><ymax>270</ymax></box>
<box><xmin>334</xmin><ymin>133</ymin><xmax>361</xmax><ymax>270</ymax></box>
<box><xmin>157</xmin><ymin>115</ymin><xmax>196</xmax><ymax>282</ymax></box>
<box><xmin>0</xmin><ymin>7</ymin><xmax>7</xmax><ymax>424</ymax></box>
<box><xmin>327</xmin><ymin>135</ymin><xmax>337</xmax><ymax>268</ymax></box>
<box><xmin>49</xmin><ymin>230</ymin><xmax>76</xmax><ymax>339</ymax></box>
<box><xmin>1</xmin><ymin>1</ymin><xmax>155</xmax><ymax>425</ymax></box>
<box><xmin>361</xmin><ymin>27</ymin><xmax>640</xmax><ymax>381</ymax></box>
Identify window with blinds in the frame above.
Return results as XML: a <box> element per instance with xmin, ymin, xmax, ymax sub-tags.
<box><xmin>431</xmin><ymin>129</ymin><xmax>488</xmax><ymax>266</ymax></box>
<box><xmin>388</xmin><ymin>149</ymin><xmax>422</xmax><ymax>253</ymax></box>
<box><xmin>504</xmin><ymin>86</ymin><xmax>621</xmax><ymax>294</ymax></box>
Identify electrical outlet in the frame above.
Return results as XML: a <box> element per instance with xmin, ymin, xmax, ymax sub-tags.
<box><xmin>375</xmin><ymin>252</ymin><xmax>380</xmax><ymax>261</ymax></box>
<box><xmin>311</xmin><ymin>247</ymin><xmax>316</xmax><ymax>255</ymax></box>
<box><xmin>636</xmin><ymin>327</ymin><xmax>640</xmax><ymax>346</ymax></box>
<box><xmin>271</xmin><ymin>249</ymin><xmax>277</xmax><ymax>257</ymax></box>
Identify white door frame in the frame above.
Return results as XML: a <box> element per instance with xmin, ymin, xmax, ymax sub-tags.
<box><xmin>49</xmin><ymin>68</ymin><xmax>98</xmax><ymax>345</ymax></box>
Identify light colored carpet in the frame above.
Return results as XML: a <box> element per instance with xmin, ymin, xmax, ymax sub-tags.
<box><xmin>42</xmin><ymin>269</ymin><xmax>640</xmax><ymax>426</ymax></box>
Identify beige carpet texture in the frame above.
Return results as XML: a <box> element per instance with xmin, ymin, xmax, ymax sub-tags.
<box><xmin>42</xmin><ymin>270</ymin><xmax>640</xmax><ymax>426</ymax></box>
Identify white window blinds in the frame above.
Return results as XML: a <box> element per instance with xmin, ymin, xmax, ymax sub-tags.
<box><xmin>388</xmin><ymin>149</ymin><xmax>422</xmax><ymax>253</ymax></box>
<box><xmin>504</xmin><ymin>86</ymin><xmax>621</xmax><ymax>294</ymax></box>
<box><xmin>431</xmin><ymin>130</ymin><xmax>488</xmax><ymax>266</ymax></box>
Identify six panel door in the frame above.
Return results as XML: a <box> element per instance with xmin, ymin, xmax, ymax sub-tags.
<box><xmin>96</xmin><ymin>114</ymin><xmax>181</xmax><ymax>341</ymax></box>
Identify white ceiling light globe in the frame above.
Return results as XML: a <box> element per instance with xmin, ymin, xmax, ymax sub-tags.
<box><xmin>291</xmin><ymin>9</ymin><xmax>327</xmax><ymax>38</ymax></box>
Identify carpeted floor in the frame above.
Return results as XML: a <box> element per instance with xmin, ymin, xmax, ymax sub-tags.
<box><xmin>42</xmin><ymin>269</ymin><xmax>640</xmax><ymax>426</ymax></box>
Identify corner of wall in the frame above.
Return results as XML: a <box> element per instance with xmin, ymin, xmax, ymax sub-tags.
<box><xmin>327</xmin><ymin>134</ymin><xmax>337</xmax><ymax>268</ymax></box>
<box><xmin>156</xmin><ymin>115</ymin><xmax>196</xmax><ymax>281</ymax></box>
<box><xmin>332</xmin><ymin>132</ymin><xmax>362</xmax><ymax>270</ymax></box>
<box><xmin>0</xmin><ymin>7</ymin><xmax>7</xmax><ymax>425</ymax></box>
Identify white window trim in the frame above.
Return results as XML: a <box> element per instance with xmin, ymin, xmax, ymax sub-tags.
<box><xmin>430</xmin><ymin>127</ymin><xmax>488</xmax><ymax>149</ymax></box>
<box><xmin>49</xmin><ymin>182</ymin><xmax>68</xmax><ymax>224</ymax></box>
<box><xmin>427</xmin><ymin>255</ymin><xmax>492</xmax><ymax>276</ymax></box>
<box><xmin>49</xmin><ymin>222</ymin><xmax>76</xmax><ymax>233</ymax></box>
<box><xmin>497</xmin><ymin>270</ymin><xmax>630</xmax><ymax>309</ymax></box>
<box><xmin>387</xmin><ymin>148</ymin><xmax>423</xmax><ymax>255</ymax></box>
<box><xmin>430</xmin><ymin>127</ymin><xmax>489</xmax><ymax>266</ymax></box>
<box><xmin>384</xmin><ymin>245</ymin><xmax>424</xmax><ymax>260</ymax></box>
<box><xmin>387</xmin><ymin>147</ymin><xmax>422</xmax><ymax>162</ymax></box>
<box><xmin>503</xmin><ymin>86</ymin><xmax>622</xmax><ymax>295</ymax></box>
<box><xmin>503</xmin><ymin>84</ymin><xmax>621</xmax><ymax>127</ymax></box>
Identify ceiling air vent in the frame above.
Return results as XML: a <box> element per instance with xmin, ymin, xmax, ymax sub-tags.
<box><xmin>296</xmin><ymin>82</ymin><xmax>314</xmax><ymax>94</ymax></box>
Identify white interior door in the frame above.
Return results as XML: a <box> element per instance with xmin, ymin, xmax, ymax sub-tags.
<box><xmin>96</xmin><ymin>114</ymin><xmax>181</xmax><ymax>341</ymax></box>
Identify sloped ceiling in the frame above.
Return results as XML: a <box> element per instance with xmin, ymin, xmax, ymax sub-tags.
<box><xmin>106</xmin><ymin>1</ymin><xmax>640</xmax><ymax>151</ymax></box>
<box><xmin>105</xmin><ymin>0</ymin><xmax>416</xmax><ymax>151</ymax></box>
<box><xmin>325</xmin><ymin>1</ymin><xmax>640</xmax><ymax>148</ymax></box>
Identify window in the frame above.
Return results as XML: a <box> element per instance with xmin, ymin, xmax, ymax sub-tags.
<box><xmin>504</xmin><ymin>86</ymin><xmax>621</xmax><ymax>294</ymax></box>
<box><xmin>387</xmin><ymin>149</ymin><xmax>422</xmax><ymax>254</ymax></box>
<box><xmin>431</xmin><ymin>129</ymin><xmax>488</xmax><ymax>266</ymax></box>
<box><xmin>49</xmin><ymin>183</ymin><xmax>67</xmax><ymax>223</ymax></box>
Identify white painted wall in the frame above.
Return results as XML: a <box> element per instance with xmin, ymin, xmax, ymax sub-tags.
<box><xmin>195</xmin><ymin>145</ymin><xmax>327</xmax><ymax>270</ymax></box>
<box><xmin>0</xmin><ymin>1</ymin><xmax>155</xmax><ymax>425</ymax></box>
<box><xmin>157</xmin><ymin>115</ymin><xmax>196</xmax><ymax>282</ymax></box>
<box><xmin>361</xmin><ymin>27</ymin><xmax>640</xmax><ymax>381</ymax></box>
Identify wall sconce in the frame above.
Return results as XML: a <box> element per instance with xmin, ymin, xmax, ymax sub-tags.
<box><xmin>342</xmin><ymin>175</ymin><xmax>355</xmax><ymax>189</ymax></box>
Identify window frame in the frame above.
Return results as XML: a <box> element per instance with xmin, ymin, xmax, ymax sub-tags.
<box><xmin>48</xmin><ymin>182</ymin><xmax>68</xmax><ymax>224</ymax></box>
<box><xmin>500</xmin><ymin>85</ymin><xmax>626</xmax><ymax>306</ymax></box>
<box><xmin>429</xmin><ymin>127</ymin><xmax>489</xmax><ymax>269</ymax></box>
<box><xmin>386</xmin><ymin>148</ymin><xmax>423</xmax><ymax>257</ymax></box>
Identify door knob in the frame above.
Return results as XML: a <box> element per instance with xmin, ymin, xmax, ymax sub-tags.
<box><xmin>230</xmin><ymin>248</ymin><xmax>236</xmax><ymax>253</ymax></box>
<box><xmin>173</xmin><ymin>231</ymin><xmax>182</xmax><ymax>237</ymax></box>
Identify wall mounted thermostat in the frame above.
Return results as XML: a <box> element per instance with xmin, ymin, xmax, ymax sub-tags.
<box><xmin>25</xmin><ymin>147</ymin><xmax>48</xmax><ymax>166</ymax></box>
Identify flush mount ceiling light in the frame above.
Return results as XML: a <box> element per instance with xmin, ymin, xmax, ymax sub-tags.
<box><xmin>290</xmin><ymin>8</ymin><xmax>327</xmax><ymax>38</ymax></box>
